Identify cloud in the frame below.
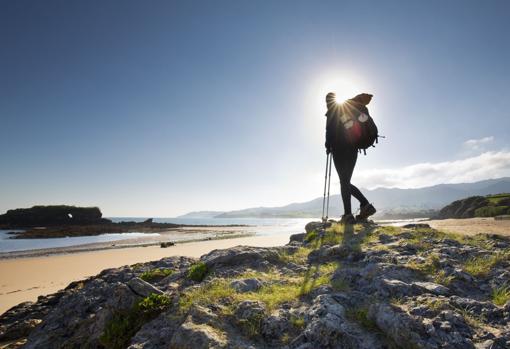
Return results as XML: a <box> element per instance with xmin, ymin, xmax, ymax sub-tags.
<box><xmin>355</xmin><ymin>150</ymin><xmax>510</xmax><ymax>189</ymax></box>
<box><xmin>462</xmin><ymin>136</ymin><xmax>494</xmax><ymax>151</ymax></box>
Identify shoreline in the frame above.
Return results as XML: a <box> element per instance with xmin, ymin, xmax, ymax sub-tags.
<box><xmin>0</xmin><ymin>232</ymin><xmax>255</xmax><ymax>260</ymax></box>
<box><xmin>0</xmin><ymin>233</ymin><xmax>293</xmax><ymax>314</ymax></box>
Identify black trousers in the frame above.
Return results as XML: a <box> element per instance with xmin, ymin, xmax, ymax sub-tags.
<box><xmin>332</xmin><ymin>147</ymin><xmax>369</xmax><ymax>215</ymax></box>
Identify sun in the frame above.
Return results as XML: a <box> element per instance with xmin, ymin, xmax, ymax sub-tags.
<box><xmin>318</xmin><ymin>73</ymin><xmax>364</xmax><ymax>104</ymax></box>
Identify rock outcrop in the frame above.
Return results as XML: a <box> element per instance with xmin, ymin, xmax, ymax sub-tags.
<box><xmin>0</xmin><ymin>205</ymin><xmax>108</xmax><ymax>227</ymax></box>
<box><xmin>1</xmin><ymin>222</ymin><xmax>509</xmax><ymax>348</ymax></box>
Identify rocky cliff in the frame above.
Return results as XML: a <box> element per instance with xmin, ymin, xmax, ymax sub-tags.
<box><xmin>1</xmin><ymin>222</ymin><xmax>509</xmax><ymax>348</ymax></box>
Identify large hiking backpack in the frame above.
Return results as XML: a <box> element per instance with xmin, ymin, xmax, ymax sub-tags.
<box><xmin>341</xmin><ymin>103</ymin><xmax>379</xmax><ymax>154</ymax></box>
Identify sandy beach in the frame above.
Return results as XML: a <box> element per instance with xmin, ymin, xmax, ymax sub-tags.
<box><xmin>427</xmin><ymin>217</ymin><xmax>510</xmax><ymax>236</ymax></box>
<box><xmin>0</xmin><ymin>233</ymin><xmax>291</xmax><ymax>314</ymax></box>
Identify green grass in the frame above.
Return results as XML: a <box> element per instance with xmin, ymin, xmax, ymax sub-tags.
<box><xmin>140</xmin><ymin>268</ymin><xmax>173</xmax><ymax>282</ymax></box>
<box><xmin>475</xmin><ymin>206</ymin><xmax>510</xmax><ymax>217</ymax></box>
<box><xmin>462</xmin><ymin>252</ymin><xmax>509</xmax><ymax>277</ymax></box>
<box><xmin>100</xmin><ymin>293</ymin><xmax>171</xmax><ymax>349</ymax></box>
<box><xmin>433</xmin><ymin>270</ymin><xmax>455</xmax><ymax>286</ymax></box>
<box><xmin>187</xmin><ymin>262</ymin><xmax>208</xmax><ymax>282</ymax></box>
<box><xmin>178</xmin><ymin>278</ymin><xmax>235</xmax><ymax>313</ymax></box>
<box><xmin>279</xmin><ymin>247</ymin><xmax>312</xmax><ymax>264</ymax></box>
<box><xmin>178</xmin><ymin>263</ymin><xmax>339</xmax><ymax>314</ymax></box>
<box><xmin>492</xmin><ymin>284</ymin><xmax>510</xmax><ymax>306</ymax></box>
<box><xmin>407</xmin><ymin>253</ymin><xmax>441</xmax><ymax>275</ymax></box>
<box><xmin>486</xmin><ymin>193</ymin><xmax>510</xmax><ymax>205</ymax></box>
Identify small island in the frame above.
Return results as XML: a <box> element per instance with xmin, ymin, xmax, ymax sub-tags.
<box><xmin>0</xmin><ymin>205</ymin><xmax>246</xmax><ymax>239</ymax></box>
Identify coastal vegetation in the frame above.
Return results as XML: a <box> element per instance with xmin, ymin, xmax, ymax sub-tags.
<box><xmin>100</xmin><ymin>293</ymin><xmax>171</xmax><ymax>349</ymax></box>
<box><xmin>438</xmin><ymin>193</ymin><xmax>510</xmax><ymax>219</ymax></box>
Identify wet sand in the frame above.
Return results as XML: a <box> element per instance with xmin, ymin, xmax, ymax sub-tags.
<box><xmin>0</xmin><ymin>234</ymin><xmax>291</xmax><ymax>314</ymax></box>
<box><xmin>427</xmin><ymin>217</ymin><xmax>510</xmax><ymax>236</ymax></box>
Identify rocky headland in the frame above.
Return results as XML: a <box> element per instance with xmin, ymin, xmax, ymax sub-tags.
<box><xmin>0</xmin><ymin>206</ymin><xmax>246</xmax><ymax>239</ymax></box>
<box><xmin>1</xmin><ymin>222</ymin><xmax>509</xmax><ymax>348</ymax></box>
<box><xmin>438</xmin><ymin>194</ymin><xmax>510</xmax><ymax>219</ymax></box>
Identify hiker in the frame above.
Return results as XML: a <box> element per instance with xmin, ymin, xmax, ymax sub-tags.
<box><xmin>325</xmin><ymin>92</ymin><xmax>377</xmax><ymax>224</ymax></box>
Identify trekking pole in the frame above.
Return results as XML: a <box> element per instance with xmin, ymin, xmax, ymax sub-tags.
<box><xmin>325</xmin><ymin>153</ymin><xmax>333</xmax><ymax>221</ymax></box>
<box><xmin>321</xmin><ymin>153</ymin><xmax>330</xmax><ymax>222</ymax></box>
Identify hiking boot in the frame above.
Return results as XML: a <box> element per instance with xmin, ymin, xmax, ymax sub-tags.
<box><xmin>340</xmin><ymin>214</ymin><xmax>356</xmax><ymax>225</ymax></box>
<box><xmin>356</xmin><ymin>203</ymin><xmax>376</xmax><ymax>221</ymax></box>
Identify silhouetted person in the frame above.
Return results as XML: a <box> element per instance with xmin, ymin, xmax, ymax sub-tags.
<box><xmin>325</xmin><ymin>92</ymin><xmax>376</xmax><ymax>224</ymax></box>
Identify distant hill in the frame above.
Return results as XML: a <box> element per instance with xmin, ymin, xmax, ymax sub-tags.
<box><xmin>177</xmin><ymin>211</ymin><xmax>226</xmax><ymax>219</ymax></box>
<box><xmin>178</xmin><ymin>177</ymin><xmax>510</xmax><ymax>219</ymax></box>
<box><xmin>438</xmin><ymin>193</ymin><xmax>510</xmax><ymax>219</ymax></box>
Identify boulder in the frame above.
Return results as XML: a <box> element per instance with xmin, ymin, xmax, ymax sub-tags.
<box><xmin>201</xmin><ymin>246</ymin><xmax>280</xmax><ymax>269</ymax></box>
<box><xmin>289</xmin><ymin>233</ymin><xmax>306</xmax><ymax>243</ymax></box>
<box><xmin>127</xmin><ymin>278</ymin><xmax>164</xmax><ymax>297</ymax></box>
<box><xmin>230</xmin><ymin>278</ymin><xmax>263</xmax><ymax>293</ymax></box>
<box><xmin>299</xmin><ymin>295</ymin><xmax>382</xmax><ymax>349</ymax></box>
<box><xmin>170</xmin><ymin>316</ymin><xmax>227</xmax><ymax>349</ymax></box>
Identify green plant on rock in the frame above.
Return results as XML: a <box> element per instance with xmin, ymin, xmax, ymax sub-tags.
<box><xmin>279</xmin><ymin>247</ymin><xmax>311</xmax><ymax>265</ymax></box>
<box><xmin>433</xmin><ymin>270</ymin><xmax>455</xmax><ymax>286</ymax></box>
<box><xmin>346</xmin><ymin>306</ymin><xmax>378</xmax><ymax>331</ymax></box>
<box><xmin>140</xmin><ymin>268</ymin><xmax>173</xmax><ymax>282</ymax></box>
<box><xmin>178</xmin><ymin>279</ymin><xmax>235</xmax><ymax>313</ymax></box>
<box><xmin>187</xmin><ymin>261</ymin><xmax>208</xmax><ymax>282</ymax></box>
<box><xmin>100</xmin><ymin>293</ymin><xmax>171</xmax><ymax>349</ymax></box>
<box><xmin>462</xmin><ymin>252</ymin><xmax>509</xmax><ymax>277</ymax></box>
<box><xmin>238</xmin><ymin>312</ymin><xmax>265</xmax><ymax>338</ymax></box>
<box><xmin>407</xmin><ymin>253</ymin><xmax>441</xmax><ymax>275</ymax></box>
<box><xmin>290</xmin><ymin>315</ymin><xmax>305</xmax><ymax>329</ymax></box>
<box><xmin>492</xmin><ymin>284</ymin><xmax>510</xmax><ymax>306</ymax></box>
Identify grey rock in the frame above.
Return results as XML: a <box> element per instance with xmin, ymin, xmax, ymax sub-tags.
<box><xmin>230</xmin><ymin>278</ymin><xmax>263</xmax><ymax>293</ymax></box>
<box><xmin>304</xmin><ymin>221</ymin><xmax>331</xmax><ymax>234</ymax></box>
<box><xmin>289</xmin><ymin>233</ymin><xmax>306</xmax><ymax>243</ymax></box>
<box><xmin>368</xmin><ymin>303</ymin><xmax>427</xmax><ymax>348</ymax></box>
<box><xmin>299</xmin><ymin>295</ymin><xmax>382</xmax><ymax>349</ymax></box>
<box><xmin>127</xmin><ymin>312</ymin><xmax>180</xmax><ymax>349</ymax></box>
<box><xmin>201</xmin><ymin>246</ymin><xmax>280</xmax><ymax>269</ymax></box>
<box><xmin>413</xmin><ymin>281</ymin><xmax>450</xmax><ymax>295</ymax></box>
<box><xmin>127</xmin><ymin>277</ymin><xmax>164</xmax><ymax>297</ymax></box>
<box><xmin>234</xmin><ymin>300</ymin><xmax>266</xmax><ymax>322</ymax></box>
<box><xmin>170</xmin><ymin>316</ymin><xmax>227</xmax><ymax>349</ymax></box>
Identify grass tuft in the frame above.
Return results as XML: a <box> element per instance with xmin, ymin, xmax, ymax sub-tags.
<box><xmin>187</xmin><ymin>262</ymin><xmax>208</xmax><ymax>282</ymax></box>
<box><xmin>140</xmin><ymin>268</ymin><xmax>173</xmax><ymax>282</ymax></box>
<box><xmin>279</xmin><ymin>247</ymin><xmax>312</xmax><ymax>265</ymax></box>
<box><xmin>492</xmin><ymin>284</ymin><xmax>510</xmax><ymax>306</ymax></box>
<box><xmin>100</xmin><ymin>293</ymin><xmax>171</xmax><ymax>349</ymax></box>
<box><xmin>462</xmin><ymin>252</ymin><xmax>509</xmax><ymax>277</ymax></box>
<box><xmin>346</xmin><ymin>306</ymin><xmax>378</xmax><ymax>331</ymax></box>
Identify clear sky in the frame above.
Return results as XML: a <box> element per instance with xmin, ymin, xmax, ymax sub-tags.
<box><xmin>1</xmin><ymin>0</ymin><xmax>509</xmax><ymax>217</ymax></box>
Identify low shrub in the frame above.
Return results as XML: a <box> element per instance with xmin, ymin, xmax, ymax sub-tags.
<box><xmin>187</xmin><ymin>261</ymin><xmax>209</xmax><ymax>282</ymax></box>
<box><xmin>100</xmin><ymin>293</ymin><xmax>171</xmax><ymax>349</ymax></box>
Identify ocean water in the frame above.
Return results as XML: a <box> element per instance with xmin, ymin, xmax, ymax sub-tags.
<box><xmin>0</xmin><ymin>218</ymin><xmax>311</xmax><ymax>253</ymax></box>
<box><xmin>0</xmin><ymin>217</ymin><xmax>427</xmax><ymax>253</ymax></box>
<box><xmin>0</xmin><ymin>230</ymin><xmax>161</xmax><ymax>253</ymax></box>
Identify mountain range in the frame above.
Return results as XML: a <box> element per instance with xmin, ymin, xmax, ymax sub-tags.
<box><xmin>177</xmin><ymin>177</ymin><xmax>510</xmax><ymax>219</ymax></box>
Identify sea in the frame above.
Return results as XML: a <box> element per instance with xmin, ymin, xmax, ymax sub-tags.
<box><xmin>0</xmin><ymin>217</ymin><xmax>428</xmax><ymax>254</ymax></box>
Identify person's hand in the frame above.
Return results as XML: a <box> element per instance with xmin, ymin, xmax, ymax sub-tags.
<box><xmin>326</xmin><ymin>146</ymin><xmax>331</xmax><ymax>154</ymax></box>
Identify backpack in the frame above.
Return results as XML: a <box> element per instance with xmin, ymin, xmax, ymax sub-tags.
<box><xmin>340</xmin><ymin>102</ymin><xmax>379</xmax><ymax>154</ymax></box>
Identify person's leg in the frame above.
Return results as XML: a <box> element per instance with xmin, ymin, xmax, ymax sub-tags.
<box><xmin>333</xmin><ymin>149</ymin><xmax>356</xmax><ymax>215</ymax></box>
<box><xmin>351</xmin><ymin>184</ymin><xmax>369</xmax><ymax>207</ymax></box>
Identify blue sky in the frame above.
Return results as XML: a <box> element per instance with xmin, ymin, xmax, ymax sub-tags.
<box><xmin>1</xmin><ymin>0</ymin><xmax>509</xmax><ymax>216</ymax></box>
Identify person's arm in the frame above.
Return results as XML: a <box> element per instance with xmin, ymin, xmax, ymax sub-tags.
<box><xmin>325</xmin><ymin>111</ymin><xmax>336</xmax><ymax>153</ymax></box>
